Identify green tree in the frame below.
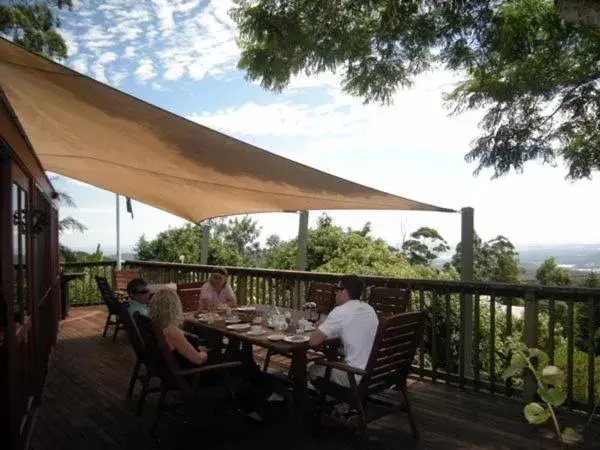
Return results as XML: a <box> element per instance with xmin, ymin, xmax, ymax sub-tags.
<box><xmin>135</xmin><ymin>217</ymin><xmax>263</xmax><ymax>267</ymax></box>
<box><xmin>0</xmin><ymin>1</ymin><xmax>72</xmax><ymax>59</ymax></box>
<box><xmin>451</xmin><ymin>233</ymin><xmax>522</xmax><ymax>282</ymax></box>
<box><xmin>536</xmin><ymin>257</ymin><xmax>573</xmax><ymax>286</ymax></box>
<box><xmin>231</xmin><ymin>0</ymin><xmax>600</xmax><ymax>180</ymax></box>
<box><xmin>402</xmin><ymin>226</ymin><xmax>450</xmax><ymax>267</ymax></box>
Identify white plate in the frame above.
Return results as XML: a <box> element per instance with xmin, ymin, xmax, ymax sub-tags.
<box><xmin>236</xmin><ymin>306</ymin><xmax>256</xmax><ymax>311</ymax></box>
<box><xmin>225</xmin><ymin>317</ymin><xmax>241</xmax><ymax>324</ymax></box>
<box><xmin>267</xmin><ymin>334</ymin><xmax>286</xmax><ymax>341</ymax></box>
<box><xmin>226</xmin><ymin>323</ymin><xmax>250</xmax><ymax>331</ymax></box>
<box><xmin>246</xmin><ymin>329</ymin><xmax>266</xmax><ymax>336</ymax></box>
<box><xmin>283</xmin><ymin>335</ymin><xmax>310</xmax><ymax>344</ymax></box>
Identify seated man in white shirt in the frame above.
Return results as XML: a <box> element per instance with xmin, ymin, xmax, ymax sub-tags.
<box><xmin>308</xmin><ymin>275</ymin><xmax>379</xmax><ymax>387</ymax></box>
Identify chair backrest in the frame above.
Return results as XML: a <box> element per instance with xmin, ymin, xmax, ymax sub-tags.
<box><xmin>368</xmin><ymin>287</ymin><xmax>411</xmax><ymax>317</ymax></box>
<box><xmin>114</xmin><ymin>270</ymin><xmax>140</xmax><ymax>292</ymax></box>
<box><xmin>95</xmin><ymin>275</ymin><xmax>121</xmax><ymax>314</ymax></box>
<box><xmin>133</xmin><ymin>312</ymin><xmax>191</xmax><ymax>396</ymax></box>
<box><xmin>117</xmin><ymin>304</ymin><xmax>147</xmax><ymax>360</ymax></box>
<box><xmin>307</xmin><ymin>282</ymin><xmax>336</xmax><ymax>315</ymax></box>
<box><xmin>177</xmin><ymin>283</ymin><xmax>204</xmax><ymax>312</ymax></box>
<box><xmin>360</xmin><ymin>311</ymin><xmax>426</xmax><ymax>398</ymax></box>
<box><xmin>177</xmin><ymin>289</ymin><xmax>202</xmax><ymax>312</ymax></box>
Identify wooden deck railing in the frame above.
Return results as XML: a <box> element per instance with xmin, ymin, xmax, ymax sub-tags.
<box><xmin>60</xmin><ymin>260</ymin><xmax>600</xmax><ymax>415</ymax></box>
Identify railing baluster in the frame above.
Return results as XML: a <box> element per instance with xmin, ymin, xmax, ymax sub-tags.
<box><xmin>505</xmin><ymin>296</ymin><xmax>513</xmax><ymax>396</ymax></box>
<box><xmin>566</xmin><ymin>299</ymin><xmax>575</xmax><ymax>407</ymax></box>
<box><xmin>489</xmin><ymin>293</ymin><xmax>496</xmax><ymax>394</ymax></box>
<box><xmin>548</xmin><ymin>297</ymin><xmax>556</xmax><ymax>365</ymax></box>
<box><xmin>260</xmin><ymin>276</ymin><xmax>267</xmax><ymax>305</ymax></box>
<box><xmin>459</xmin><ymin>289</ymin><xmax>466</xmax><ymax>389</ymax></box>
<box><xmin>473</xmin><ymin>292</ymin><xmax>480</xmax><ymax>391</ymax></box>
<box><xmin>587</xmin><ymin>297</ymin><xmax>596</xmax><ymax>413</ymax></box>
<box><xmin>418</xmin><ymin>288</ymin><xmax>425</xmax><ymax>378</ymax></box>
<box><xmin>445</xmin><ymin>292</ymin><xmax>451</xmax><ymax>385</ymax></box>
<box><xmin>432</xmin><ymin>291</ymin><xmax>438</xmax><ymax>383</ymax></box>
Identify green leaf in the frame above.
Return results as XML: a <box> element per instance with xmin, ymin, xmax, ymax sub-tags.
<box><xmin>503</xmin><ymin>364</ymin><xmax>524</xmax><ymax>380</ymax></box>
<box><xmin>524</xmin><ymin>402</ymin><xmax>551</xmax><ymax>425</ymax></box>
<box><xmin>528</xmin><ymin>348</ymin><xmax>549</xmax><ymax>368</ymax></box>
<box><xmin>509</xmin><ymin>351</ymin><xmax>528</xmax><ymax>369</ymax></box>
<box><xmin>562</xmin><ymin>427</ymin><xmax>583</xmax><ymax>445</ymax></box>
<box><xmin>541</xmin><ymin>365</ymin><xmax>565</xmax><ymax>387</ymax></box>
<box><xmin>538</xmin><ymin>387</ymin><xmax>567</xmax><ymax>407</ymax></box>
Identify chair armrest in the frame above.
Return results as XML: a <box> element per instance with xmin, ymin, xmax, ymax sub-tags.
<box><xmin>179</xmin><ymin>361</ymin><xmax>241</xmax><ymax>376</ymax></box>
<box><xmin>313</xmin><ymin>358</ymin><xmax>366</xmax><ymax>376</ymax></box>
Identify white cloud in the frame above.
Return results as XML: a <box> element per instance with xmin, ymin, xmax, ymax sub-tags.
<box><xmin>70</xmin><ymin>58</ymin><xmax>89</xmax><ymax>74</ymax></box>
<box><xmin>135</xmin><ymin>58</ymin><xmax>157</xmax><ymax>82</ymax></box>
<box><xmin>123</xmin><ymin>46</ymin><xmax>136</xmax><ymax>59</ymax></box>
<box><xmin>98</xmin><ymin>51</ymin><xmax>117</xmax><ymax>64</ymax></box>
<box><xmin>192</xmin><ymin>71</ymin><xmax>481</xmax><ymax>154</ymax></box>
<box><xmin>110</xmin><ymin>71</ymin><xmax>128</xmax><ymax>87</ymax></box>
<box><xmin>61</xmin><ymin>0</ymin><xmax>240</xmax><ymax>84</ymax></box>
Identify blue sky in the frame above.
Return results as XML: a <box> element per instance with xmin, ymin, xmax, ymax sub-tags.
<box><xmin>51</xmin><ymin>0</ymin><xmax>600</xmax><ymax>255</ymax></box>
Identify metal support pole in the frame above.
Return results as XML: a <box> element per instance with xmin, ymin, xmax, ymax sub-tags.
<box><xmin>297</xmin><ymin>211</ymin><xmax>309</xmax><ymax>271</ymax></box>
<box><xmin>116</xmin><ymin>194</ymin><xmax>121</xmax><ymax>270</ymax></box>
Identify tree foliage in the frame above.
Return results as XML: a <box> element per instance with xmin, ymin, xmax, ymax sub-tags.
<box><xmin>402</xmin><ymin>226</ymin><xmax>450</xmax><ymax>266</ymax></box>
<box><xmin>231</xmin><ymin>0</ymin><xmax>600</xmax><ymax>180</ymax></box>
<box><xmin>0</xmin><ymin>1</ymin><xmax>72</xmax><ymax>59</ymax></box>
<box><xmin>536</xmin><ymin>257</ymin><xmax>573</xmax><ymax>286</ymax></box>
<box><xmin>451</xmin><ymin>233</ymin><xmax>523</xmax><ymax>282</ymax></box>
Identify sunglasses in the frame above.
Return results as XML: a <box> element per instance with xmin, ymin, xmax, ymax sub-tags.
<box><xmin>334</xmin><ymin>285</ymin><xmax>345</xmax><ymax>292</ymax></box>
<box><xmin>133</xmin><ymin>289</ymin><xmax>149</xmax><ymax>295</ymax></box>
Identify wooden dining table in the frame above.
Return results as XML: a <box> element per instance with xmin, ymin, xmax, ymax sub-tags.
<box><xmin>184</xmin><ymin>305</ymin><xmax>338</xmax><ymax>404</ymax></box>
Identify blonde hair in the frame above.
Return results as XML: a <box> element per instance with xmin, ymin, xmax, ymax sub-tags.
<box><xmin>149</xmin><ymin>289</ymin><xmax>183</xmax><ymax>330</ymax></box>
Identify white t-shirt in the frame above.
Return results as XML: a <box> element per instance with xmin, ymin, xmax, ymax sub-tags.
<box><xmin>318</xmin><ymin>300</ymin><xmax>379</xmax><ymax>370</ymax></box>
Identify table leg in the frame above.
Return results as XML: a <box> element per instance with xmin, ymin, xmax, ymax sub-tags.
<box><xmin>291</xmin><ymin>350</ymin><xmax>308</xmax><ymax>405</ymax></box>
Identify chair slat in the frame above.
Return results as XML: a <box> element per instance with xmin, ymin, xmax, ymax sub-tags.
<box><xmin>368</xmin><ymin>287</ymin><xmax>411</xmax><ymax>317</ymax></box>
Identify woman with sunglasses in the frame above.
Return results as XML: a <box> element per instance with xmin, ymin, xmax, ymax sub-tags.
<box><xmin>199</xmin><ymin>267</ymin><xmax>236</xmax><ymax>310</ymax></box>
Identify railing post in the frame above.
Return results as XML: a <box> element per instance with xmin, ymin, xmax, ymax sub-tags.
<box><xmin>236</xmin><ymin>275</ymin><xmax>248</xmax><ymax>306</ymax></box>
<box><xmin>297</xmin><ymin>211</ymin><xmax>309</xmax><ymax>271</ymax></box>
<box><xmin>461</xmin><ymin>207</ymin><xmax>474</xmax><ymax>379</ymax></box>
<box><xmin>200</xmin><ymin>223</ymin><xmax>210</xmax><ymax>265</ymax></box>
<box><xmin>523</xmin><ymin>290</ymin><xmax>538</xmax><ymax>403</ymax></box>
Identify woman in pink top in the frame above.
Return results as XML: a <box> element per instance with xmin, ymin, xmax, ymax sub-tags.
<box><xmin>200</xmin><ymin>267</ymin><xmax>237</xmax><ymax>309</ymax></box>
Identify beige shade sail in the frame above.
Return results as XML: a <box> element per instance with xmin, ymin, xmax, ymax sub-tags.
<box><xmin>0</xmin><ymin>38</ymin><xmax>455</xmax><ymax>222</ymax></box>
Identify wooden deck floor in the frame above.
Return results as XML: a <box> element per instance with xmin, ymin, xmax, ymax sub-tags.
<box><xmin>30</xmin><ymin>306</ymin><xmax>600</xmax><ymax>450</ymax></box>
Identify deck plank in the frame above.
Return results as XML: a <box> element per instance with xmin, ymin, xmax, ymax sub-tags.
<box><xmin>30</xmin><ymin>306</ymin><xmax>600</xmax><ymax>450</ymax></box>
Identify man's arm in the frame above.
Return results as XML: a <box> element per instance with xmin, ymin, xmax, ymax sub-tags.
<box><xmin>309</xmin><ymin>329</ymin><xmax>327</xmax><ymax>347</ymax></box>
<box><xmin>309</xmin><ymin>308</ymin><xmax>341</xmax><ymax>348</ymax></box>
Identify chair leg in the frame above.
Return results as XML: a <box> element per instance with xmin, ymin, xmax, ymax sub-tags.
<box><xmin>311</xmin><ymin>389</ymin><xmax>327</xmax><ymax>433</ymax></box>
<box><xmin>112</xmin><ymin>316</ymin><xmax>121</xmax><ymax>342</ymax></box>
<box><xmin>263</xmin><ymin>349</ymin><xmax>272</xmax><ymax>372</ymax></box>
<box><xmin>137</xmin><ymin>375</ymin><xmax>150</xmax><ymax>416</ymax></box>
<box><xmin>402</xmin><ymin>387</ymin><xmax>419</xmax><ymax>440</ymax></box>
<box><xmin>353</xmin><ymin>400</ymin><xmax>370</xmax><ymax>450</ymax></box>
<box><xmin>127</xmin><ymin>360</ymin><xmax>141</xmax><ymax>400</ymax></box>
<box><xmin>102</xmin><ymin>314</ymin><xmax>111</xmax><ymax>337</ymax></box>
<box><xmin>150</xmin><ymin>386</ymin><xmax>167</xmax><ymax>435</ymax></box>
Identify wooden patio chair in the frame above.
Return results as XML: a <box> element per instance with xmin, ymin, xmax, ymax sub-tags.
<box><xmin>133</xmin><ymin>312</ymin><xmax>243</xmax><ymax>434</ymax></box>
<box><xmin>95</xmin><ymin>276</ymin><xmax>126</xmax><ymax>341</ymax></box>
<box><xmin>368</xmin><ymin>287</ymin><xmax>411</xmax><ymax>317</ymax></box>
<box><xmin>262</xmin><ymin>282</ymin><xmax>337</xmax><ymax>373</ymax></box>
<box><xmin>177</xmin><ymin>283</ymin><xmax>203</xmax><ymax>312</ymax></box>
<box><xmin>115</xmin><ymin>302</ymin><xmax>160</xmax><ymax>414</ymax></box>
<box><xmin>311</xmin><ymin>311</ymin><xmax>426</xmax><ymax>448</ymax></box>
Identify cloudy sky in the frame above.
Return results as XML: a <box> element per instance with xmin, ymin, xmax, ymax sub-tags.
<box><xmin>51</xmin><ymin>0</ymin><xmax>600</xmax><ymax>254</ymax></box>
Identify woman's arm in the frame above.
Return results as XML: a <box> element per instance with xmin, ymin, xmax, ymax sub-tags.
<box><xmin>165</xmin><ymin>327</ymin><xmax>208</xmax><ymax>366</ymax></box>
